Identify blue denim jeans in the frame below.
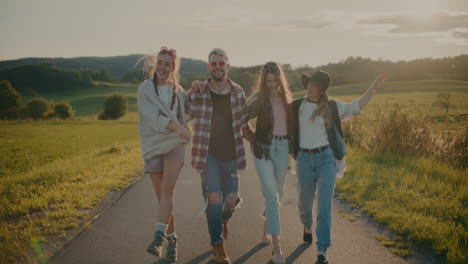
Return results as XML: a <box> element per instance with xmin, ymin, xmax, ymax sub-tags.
<box><xmin>296</xmin><ymin>147</ymin><xmax>336</xmax><ymax>253</ymax></box>
<box><xmin>254</xmin><ymin>139</ymin><xmax>289</xmax><ymax>235</ymax></box>
<box><xmin>201</xmin><ymin>154</ymin><xmax>239</xmax><ymax>245</ymax></box>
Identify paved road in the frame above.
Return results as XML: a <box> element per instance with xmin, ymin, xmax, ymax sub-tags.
<box><xmin>52</xmin><ymin>144</ymin><xmax>429</xmax><ymax>264</ymax></box>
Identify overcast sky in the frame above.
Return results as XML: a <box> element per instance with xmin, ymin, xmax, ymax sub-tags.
<box><xmin>1</xmin><ymin>0</ymin><xmax>467</xmax><ymax>67</ymax></box>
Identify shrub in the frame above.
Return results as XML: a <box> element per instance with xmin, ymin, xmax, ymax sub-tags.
<box><xmin>98</xmin><ymin>94</ymin><xmax>127</xmax><ymax>120</ymax></box>
<box><xmin>0</xmin><ymin>80</ymin><xmax>22</xmax><ymax>119</ymax></box>
<box><xmin>24</xmin><ymin>98</ymin><xmax>50</xmax><ymax>120</ymax></box>
<box><xmin>54</xmin><ymin>102</ymin><xmax>74</xmax><ymax>119</ymax></box>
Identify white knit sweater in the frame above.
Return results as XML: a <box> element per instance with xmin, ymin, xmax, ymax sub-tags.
<box><xmin>137</xmin><ymin>79</ymin><xmax>187</xmax><ymax>159</ymax></box>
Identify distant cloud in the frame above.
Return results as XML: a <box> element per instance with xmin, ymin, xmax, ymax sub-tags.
<box><xmin>446</xmin><ymin>0</ymin><xmax>468</xmax><ymax>12</ymax></box>
<box><xmin>453</xmin><ymin>30</ymin><xmax>468</xmax><ymax>39</ymax></box>
<box><xmin>148</xmin><ymin>13</ymin><xmax>331</xmax><ymax>32</ymax></box>
<box><xmin>260</xmin><ymin>18</ymin><xmax>331</xmax><ymax>31</ymax></box>
<box><xmin>359</xmin><ymin>12</ymin><xmax>468</xmax><ymax>36</ymax></box>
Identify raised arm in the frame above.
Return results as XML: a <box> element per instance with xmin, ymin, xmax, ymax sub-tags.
<box><xmin>359</xmin><ymin>73</ymin><xmax>390</xmax><ymax>110</ymax></box>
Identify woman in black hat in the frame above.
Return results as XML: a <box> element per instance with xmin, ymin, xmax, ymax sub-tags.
<box><xmin>291</xmin><ymin>70</ymin><xmax>388</xmax><ymax>264</ymax></box>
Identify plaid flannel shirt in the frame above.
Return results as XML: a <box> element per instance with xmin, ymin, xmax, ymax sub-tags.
<box><xmin>186</xmin><ymin>78</ymin><xmax>254</xmax><ymax>173</ymax></box>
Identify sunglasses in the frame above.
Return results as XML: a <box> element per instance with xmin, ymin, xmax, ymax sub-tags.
<box><xmin>160</xmin><ymin>46</ymin><xmax>176</xmax><ymax>54</ymax></box>
<box><xmin>210</xmin><ymin>61</ymin><xmax>226</xmax><ymax>68</ymax></box>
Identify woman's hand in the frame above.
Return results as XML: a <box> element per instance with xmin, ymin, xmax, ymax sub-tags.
<box><xmin>359</xmin><ymin>73</ymin><xmax>390</xmax><ymax>110</ymax></box>
<box><xmin>176</xmin><ymin>125</ymin><xmax>191</xmax><ymax>141</ymax></box>
<box><xmin>168</xmin><ymin>121</ymin><xmax>191</xmax><ymax>140</ymax></box>
<box><xmin>375</xmin><ymin>73</ymin><xmax>390</xmax><ymax>85</ymax></box>
<box><xmin>190</xmin><ymin>80</ymin><xmax>205</xmax><ymax>93</ymax></box>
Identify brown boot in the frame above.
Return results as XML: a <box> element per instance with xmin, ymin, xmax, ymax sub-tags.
<box><xmin>212</xmin><ymin>242</ymin><xmax>230</xmax><ymax>264</ymax></box>
<box><xmin>222</xmin><ymin>220</ymin><xmax>228</xmax><ymax>240</ymax></box>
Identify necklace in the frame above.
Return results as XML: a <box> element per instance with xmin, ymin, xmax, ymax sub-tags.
<box><xmin>209</xmin><ymin>80</ymin><xmax>229</xmax><ymax>94</ymax></box>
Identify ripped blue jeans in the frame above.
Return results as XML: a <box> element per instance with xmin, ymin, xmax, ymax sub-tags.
<box><xmin>201</xmin><ymin>154</ymin><xmax>240</xmax><ymax>245</ymax></box>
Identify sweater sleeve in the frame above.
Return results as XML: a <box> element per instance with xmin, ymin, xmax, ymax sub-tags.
<box><xmin>137</xmin><ymin>82</ymin><xmax>171</xmax><ymax>134</ymax></box>
<box><xmin>336</xmin><ymin>99</ymin><xmax>362</xmax><ymax>121</ymax></box>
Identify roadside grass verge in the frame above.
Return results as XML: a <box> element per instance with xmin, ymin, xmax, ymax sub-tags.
<box><xmin>336</xmin><ymin>148</ymin><xmax>467</xmax><ymax>263</ymax></box>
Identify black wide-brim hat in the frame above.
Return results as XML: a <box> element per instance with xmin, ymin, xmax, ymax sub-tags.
<box><xmin>301</xmin><ymin>70</ymin><xmax>331</xmax><ymax>91</ymax></box>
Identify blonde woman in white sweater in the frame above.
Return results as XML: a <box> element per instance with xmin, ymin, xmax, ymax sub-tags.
<box><xmin>137</xmin><ymin>47</ymin><xmax>190</xmax><ymax>263</ymax></box>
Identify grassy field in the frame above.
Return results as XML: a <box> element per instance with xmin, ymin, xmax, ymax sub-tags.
<box><xmin>26</xmin><ymin>79</ymin><xmax>468</xmax><ymax>119</ymax></box>
<box><xmin>0</xmin><ymin>116</ymin><xmax>142</xmax><ymax>263</ymax></box>
<box><xmin>23</xmin><ymin>82</ymin><xmax>138</xmax><ymax>117</ymax></box>
<box><xmin>296</xmin><ymin>79</ymin><xmax>468</xmax><ymax>115</ymax></box>
<box><xmin>294</xmin><ymin>79</ymin><xmax>468</xmax><ymax>133</ymax></box>
<box><xmin>295</xmin><ymin>79</ymin><xmax>468</xmax><ymax>96</ymax></box>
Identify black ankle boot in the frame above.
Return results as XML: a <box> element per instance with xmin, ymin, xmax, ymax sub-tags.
<box><xmin>303</xmin><ymin>227</ymin><xmax>312</xmax><ymax>244</ymax></box>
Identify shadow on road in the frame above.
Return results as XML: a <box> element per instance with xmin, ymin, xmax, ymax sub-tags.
<box><xmin>179</xmin><ymin>250</ymin><xmax>212</xmax><ymax>264</ymax></box>
<box><xmin>283</xmin><ymin>243</ymin><xmax>310</xmax><ymax>264</ymax></box>
<box><xmin>232</xmin><ymin>242</ymin><xmax>269</xmax><ymax>264</ymax></box>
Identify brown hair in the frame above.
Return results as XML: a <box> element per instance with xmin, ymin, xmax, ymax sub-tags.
<box><xmin>250</xmin><ymin>62</ymin><xmax>293</xmax><ymax>110</ymax></box>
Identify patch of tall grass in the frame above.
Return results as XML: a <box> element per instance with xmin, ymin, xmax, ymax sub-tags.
<box><xmin>343</xmin><ymin>105</ymin><xmax>467</xmax><ymax>168</ymax></box>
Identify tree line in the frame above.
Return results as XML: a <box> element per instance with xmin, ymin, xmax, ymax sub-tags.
<box><xmin>1</xmin><ymin>54</ymin><xmax>467</xmax><ymax>120</ymax></box>
<box><xmin>0</xmin><ymin>79</ymin><xmax>127</xmax><ymax>121</ymax></box>
<box><xmin>0</xmin><ymin>63</ymin><xmax>114</xmax><ymax>95</ymax></box>
<box><xmin>180</xmin><ymin>54</ymin><xmax>468</xmax><ymax>95</ymax></box>
<box><xmin>1</xmin><ymin>54</ymin><xmax>467</xmax><ymax>93</ymax></box>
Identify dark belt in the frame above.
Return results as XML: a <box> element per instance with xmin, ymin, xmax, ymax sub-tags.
<box><xmin>299</xmin><ymin>145</ymin><xmax>329</xmax><ymax>153</ymax></box>
<box><xmin>272</xmin><ymin>135</ymin><xmax>289</xmax><ymax>140</ymax></box>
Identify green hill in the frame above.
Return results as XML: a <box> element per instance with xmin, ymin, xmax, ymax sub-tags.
<box><xmin>0</xmin><ymin>63</ymin><xmax>95</xmax><ymax>95</ymax></box>
<box><xmin>0</xmin><ymin>55</ymin><xmax>208</xmax><ymax>80</ymax></box>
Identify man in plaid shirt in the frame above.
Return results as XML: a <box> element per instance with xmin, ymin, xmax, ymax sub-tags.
<box><xmin>186</xmin><ymin>48</ymin><xmax>253</xmax><ymax>264</ymax></box>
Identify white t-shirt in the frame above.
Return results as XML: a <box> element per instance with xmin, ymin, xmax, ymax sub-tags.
<box><xmin>299</xmin><ymin>99</ymin><xmax>361</xmax><ymax>149</ymax></box>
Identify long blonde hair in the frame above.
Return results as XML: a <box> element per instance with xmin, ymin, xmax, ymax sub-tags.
<box><xmin>310</xmin><ymin>92</ymin><xmax>331</xmax><ymax>128</ymax></box>
<box><xmin>250</xmin><ymin>62</ymin><xmax>292</xmax><ymax>110</ymax></box>
<box><xmin>136</xmin><ymin>47</ymin><xmax>180</xmax><ymax>109</ymax></box>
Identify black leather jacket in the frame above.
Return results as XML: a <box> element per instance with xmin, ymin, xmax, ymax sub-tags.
<box><xmin>246</xmin><ymin>93</ymin><xmax>296</xmax><ymax>160</ymax></box>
